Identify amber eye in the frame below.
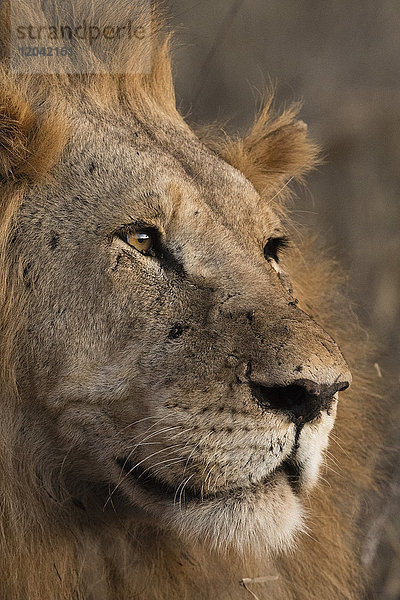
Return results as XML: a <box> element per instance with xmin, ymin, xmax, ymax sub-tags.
<box><xmin>124</xmin><ymin>231</ymin><xmax>154</xmax><ymax>254</ymax></box>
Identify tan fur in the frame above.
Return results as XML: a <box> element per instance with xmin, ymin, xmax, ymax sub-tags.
<box><xmin>0</xmin><ymin>3</ymin><xmax>382</xmax><ymax>599</ymax></box>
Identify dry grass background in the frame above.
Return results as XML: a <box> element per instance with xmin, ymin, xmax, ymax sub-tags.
<box><xmin>167</xmin><ymin>1</ymin><xmax>400</xmax><ymax>598</ymax></box>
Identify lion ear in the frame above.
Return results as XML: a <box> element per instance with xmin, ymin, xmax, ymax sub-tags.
<box><xmin>218</xmin><ymin>102</ymin><xmax>320</xmax><ymax>194</ymax></box>
<box><xmin>0</xmin><ymin>80</ymin><xmax>66</xmax><ymax>184</ymax></box>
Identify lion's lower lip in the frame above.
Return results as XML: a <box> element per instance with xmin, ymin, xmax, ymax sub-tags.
<box><xmin>116</xmin><ymin>455</ymin><xmax>301</xmax><ymax>503</ymax></box>
<box><xmin>116</xmin><ymin>456</ymin><xmax>200</xmax><ymax>501</ymax></box>
<box><xmin>278</xmin><ymin>457</ymin><xmax>302</xmax><ymax>493</ymax></box>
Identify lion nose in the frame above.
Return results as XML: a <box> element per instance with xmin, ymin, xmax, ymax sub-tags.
<box><xmin>249</xmin><ymin>379</ymin><xmax>350</xmax><ymax>423</ymax></box>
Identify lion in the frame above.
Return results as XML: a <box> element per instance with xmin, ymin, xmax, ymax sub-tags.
<box><xmin>0</xmin><ymin>2</ymin><xmax>381</xmax><ymax>599</ymax></box>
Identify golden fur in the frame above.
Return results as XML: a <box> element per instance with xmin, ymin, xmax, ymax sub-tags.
<box><xmin>0</xmin><ymin>2</ymin><xmax>382</xmax><ymax>599</ymax></box>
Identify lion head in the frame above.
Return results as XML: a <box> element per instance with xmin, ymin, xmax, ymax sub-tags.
<box><xmin>7</xmin><ymin>78</ymin><xmax>350</xmax><ymax>542</ymax></box>
<box><xmin>0</xmin><ymin>3</ymin><xmax>378</xmax><ymax>599</ymax></box>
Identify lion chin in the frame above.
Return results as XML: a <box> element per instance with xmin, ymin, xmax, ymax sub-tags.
<box><xmin>114</xmin><ymin>400</ymin><xmax>337</xmax><ymax>555</ymax></box>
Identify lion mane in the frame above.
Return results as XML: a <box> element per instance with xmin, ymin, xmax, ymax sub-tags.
<box><xmin>0</xmin><ymin>2</ymin><xmax>381</xmax><ymax>599</ymax></box>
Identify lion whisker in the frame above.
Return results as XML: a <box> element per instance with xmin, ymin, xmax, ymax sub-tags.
<box><xmin>118</xmin><ymin>414</ymin><xmax>166</xmax><ymax>433</ymax></box>
<box><xmin>104</xmin><ymin>443</ymin><xmax>187</xmax><ymax>509</ymax></box>
<box><xmin>125</xmin><ymin>426</ymin><xmax>184</xmax><ymax>458</ymax></box>
<box><xmin>137</xmin><ymin>457</ymin><xmax>187</xmax><ymax>480</ymax></box>
<box><xmin>178</xmin><ymin>474</ymin><xmax>196</xmax><ymax>511</ymax></box>
<box><xmin>181</xmin><ymin>431</ymin><xmax>213</xmax><ymax>479</ymax></box>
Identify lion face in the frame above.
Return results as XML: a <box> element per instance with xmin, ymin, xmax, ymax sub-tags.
<box><xmin>18</xmin><ymin>107</ymin><xmax>351</xmax><ymax>554</ymax></box>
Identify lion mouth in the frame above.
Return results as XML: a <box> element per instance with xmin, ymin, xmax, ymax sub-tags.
<box><xmin>116</xmin><ymin>454</ymin><xmax>302</xmax><ymax>503</ymax></box>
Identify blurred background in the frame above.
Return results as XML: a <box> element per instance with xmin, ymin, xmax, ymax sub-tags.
<box><xmin>167</xmin><ymin>1</ymin><xmax>400</xmax><ymax>598</ymax></box>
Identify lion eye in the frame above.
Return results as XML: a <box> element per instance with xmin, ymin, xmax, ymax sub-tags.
<box><xmin>124</xmin><ymin>231</ymin><xmax>154</xmax><ymax>254</ymax></box>
<box><xmin>264</xmin><ymin>236</ymin><xmax>289</xmax><ymax>264</ymax></box>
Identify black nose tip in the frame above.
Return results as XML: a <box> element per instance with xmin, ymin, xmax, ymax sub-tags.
<box><xmin>250</xmin><ymin>378</ymin><xmax>350</xmax><ymax>423</ymax></box>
